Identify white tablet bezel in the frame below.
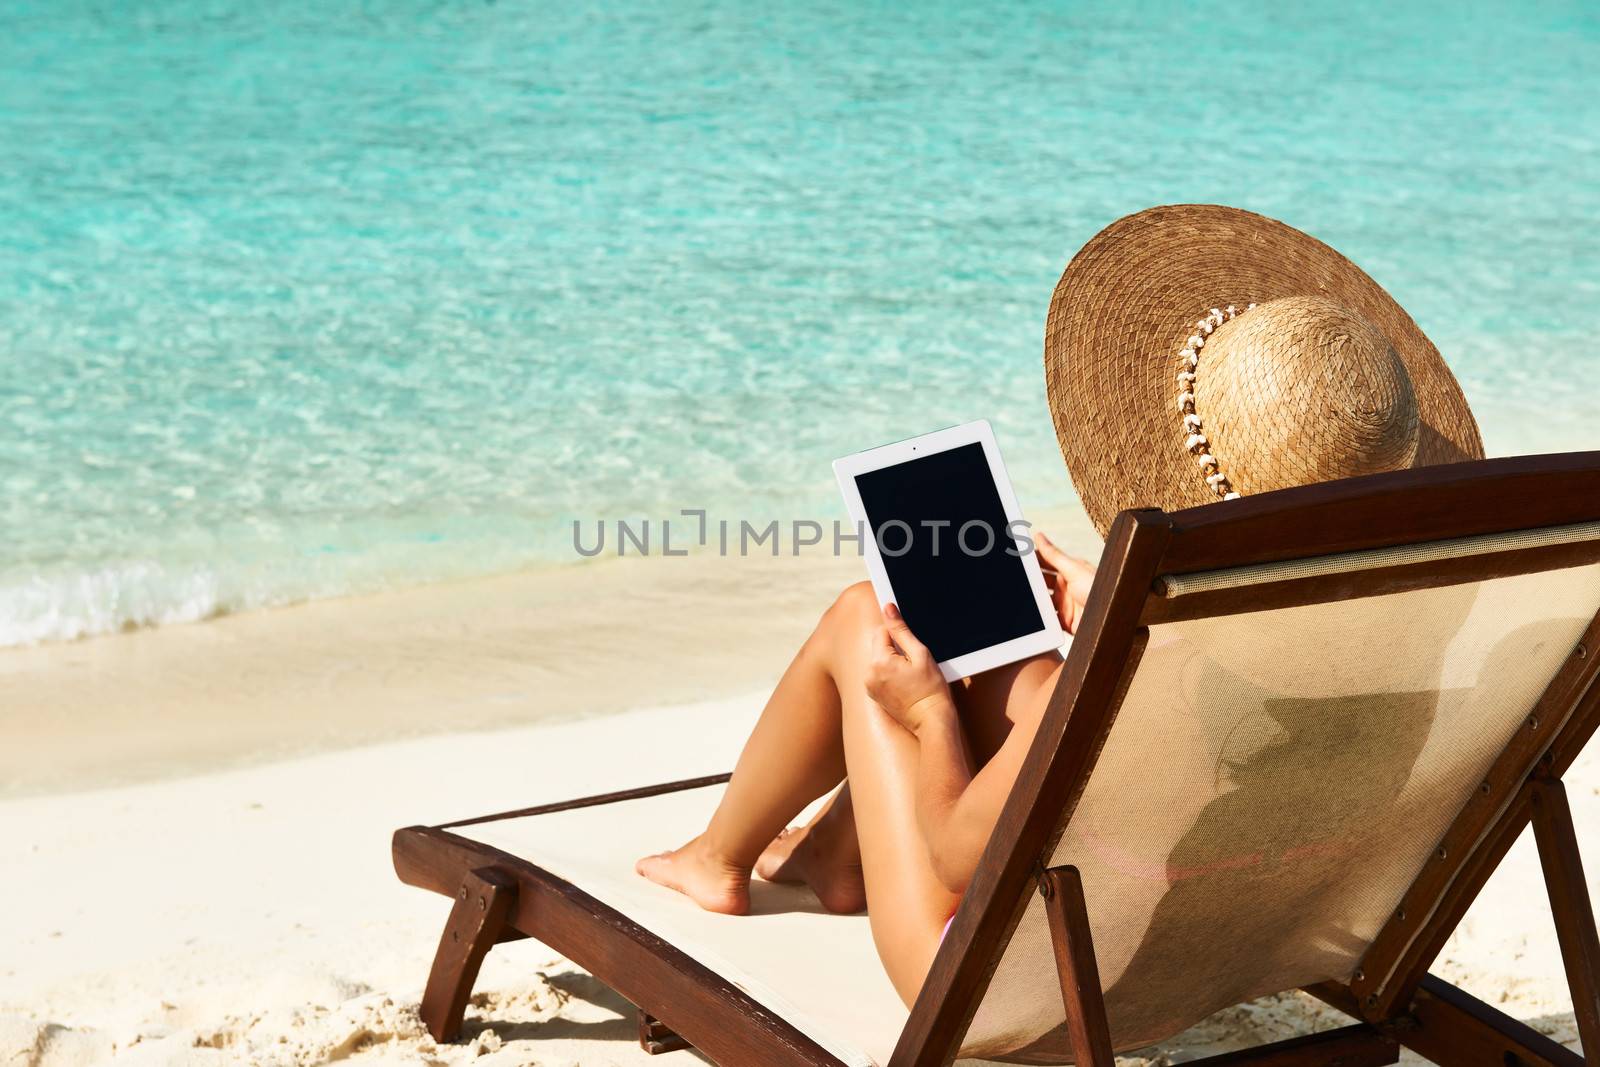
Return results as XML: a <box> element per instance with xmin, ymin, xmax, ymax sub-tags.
<box><xmin>833</xmin><ymin>419</ymin><xmax>1065</xmax><ymax>682</ymax></box>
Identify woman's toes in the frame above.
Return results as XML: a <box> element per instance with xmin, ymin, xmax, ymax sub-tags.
<box><xmin>635</xmin><ymin>852</ymin><xmax>670</xmax><ymax>880</ymax></box>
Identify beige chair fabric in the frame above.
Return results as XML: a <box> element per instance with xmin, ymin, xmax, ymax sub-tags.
<box><xmin>965</xmin><ymin>561</ymin><xmax>1600</xmax><ymax>1060</ymax></box>
<box><xmin>466</xmin><ymin>785</ymin><xmax>908</xmax><ymax>1067</ymax></box>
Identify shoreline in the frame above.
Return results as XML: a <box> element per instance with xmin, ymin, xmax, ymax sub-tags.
<box><xmin>0</xmin><ymin>507</ymin><xmax>1101</xmax><ymax>799</ymax></box>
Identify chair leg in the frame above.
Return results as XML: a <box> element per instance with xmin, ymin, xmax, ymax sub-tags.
<box><xmin>1179</xmin><ymin>1024</ymin><xmax>1397</xmax><ymax>1067</ymax></box>
<box><xmin>419</xmin><ymin>867</ymin><xmax>517</xmax><ymax>1043</ymax></box>
<box><xmin>1310</xmin><ymin>973</ymin><xmax>1583</xmax><ymax>1067</ymax></box>
<box><xmin>637</xmin><ymin>1009</ymin><xmax>692</xmax><ymax>1055</ymax></box>
<box><xmin>1406</xmin><ymin>974</ymin><xmax>1583</xmax><ymax>1067</ymax></box>
<box><xmin>1041</xmin><ymin>865</ymin><xmax>1115</xmax><ymax>1067</ymax></box>
<box><xmin>1532</xmin><ymin>776</ymin><xmax>1600</xmax><ymax>1058</ymax></box>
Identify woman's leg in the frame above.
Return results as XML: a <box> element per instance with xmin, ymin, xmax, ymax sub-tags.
<box><xmin>846</xmin><ymin>649</ymin><xmax>1068</xmax><ymax>1001</ymax></box>
<box><xmin>754</xmin><ymin>650</ymin><xmax>1062</xmax><ymax>912</ymax></box>
<box><xmin>952</xmin><ymin>651</ymin><xmax>1065</xmax><ymax>759</ymax></box>
<box><xmin>754</xmin><ymin>783</ymin><xmax>868</xmax><ymax>914</ymax></box>
<box><xmin>829</xmin><ymin>626</ymin><xmax>963</xmax><ymax>1001</ymax></box>
<box><xmin>636</xmin><ymin>581</ymin><xmax>1063</xmax><ymax>1002</ymax></box>
<box><xmin>635</xmin><ymin>582</ymin><xmax>868</xmax><ymax>914</ymax></box>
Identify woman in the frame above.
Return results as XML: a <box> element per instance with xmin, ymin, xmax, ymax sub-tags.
<box><xmin>637</xmin><ymin>203</ymin><xmax>1485</xmax><ymax>1012</ymax></box>
<box><xmin>637</xmin><ymin>530</ymin><xmax>1097</xmax><ymax>1004</ymax></box>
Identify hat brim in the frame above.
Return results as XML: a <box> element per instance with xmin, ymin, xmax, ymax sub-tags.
<box><xmin>1045</xmin><ymin>204</ymin><xmax>1483</xmax><ymax>537</ymax></box>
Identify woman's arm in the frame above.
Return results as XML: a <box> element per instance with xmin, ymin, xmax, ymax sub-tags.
<box><xmin>866</xmin><ymin>534</ymin><xmax>1096</xmax><ymax>894</ymax></box>
<box><xmin>904</xmin><ymin>692</ymin><xmax>1044</xmax><ymax>892</ymax></box>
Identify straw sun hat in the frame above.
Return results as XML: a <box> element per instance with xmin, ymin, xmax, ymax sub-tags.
<box><xmin>1045</xmin><ymin>204</ymin><xmax>1484</xmax><ymax>537</ymax></box>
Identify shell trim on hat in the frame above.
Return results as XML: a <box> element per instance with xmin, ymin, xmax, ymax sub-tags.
<box><xmin>1176</xmin><ymin>303</ymin><xmax>1254</xmax><ymax>501</ymax></box>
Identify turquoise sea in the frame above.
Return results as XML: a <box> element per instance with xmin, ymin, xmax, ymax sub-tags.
<box><xmin>2</xmin><ymin>1</ymin><xmax>1597</xmax><ymax>646</ymax></box>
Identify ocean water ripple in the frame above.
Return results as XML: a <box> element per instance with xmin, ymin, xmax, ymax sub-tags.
<box><xmin>1</xmin><ymin>0</ymin><xmax>1597</xmax><ymax>645</ymax></box>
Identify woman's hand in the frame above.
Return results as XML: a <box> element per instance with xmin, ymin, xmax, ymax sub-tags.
<box><xmin>865</xmin><ymin>603</ymin><xmax>953</xmax><ymax>736</ymax></box>
<box><xmin>1035</xmin><ymin>530</ymin><xmax>1096</xmax><ymax>635</ymax></box>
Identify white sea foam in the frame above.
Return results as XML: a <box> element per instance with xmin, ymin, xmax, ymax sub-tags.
<box><xmin>0</xmin><ymin>525</ymin><xmax>563</xmax><ymax>648</ymax></box>
<box><xmin>0</xmin><ymin>561</ymin><xmax>244</xmax><ymax>647</ymax></box>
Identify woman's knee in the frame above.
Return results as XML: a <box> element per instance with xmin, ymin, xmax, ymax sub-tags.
<box><xmin>806</xmin><ymin>581</ymin><xmax>880</xmax><ymax>659</ymax></box>
<box><xmin>823</xmin><ymin>581</ymin><xmax>879</xmax><ymax>630</ymax></box>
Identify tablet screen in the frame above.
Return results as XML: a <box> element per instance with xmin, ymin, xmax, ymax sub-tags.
<box><xmin>852</xmin><ymin>442</ymin><xmax>1046</xmax><ymax>664</ymax></box>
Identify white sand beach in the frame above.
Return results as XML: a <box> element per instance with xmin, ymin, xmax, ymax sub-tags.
<box><xmin>0</xmin><ymin>688</ymin><xmax>1591</xmax><ymax>1066</ymax></box>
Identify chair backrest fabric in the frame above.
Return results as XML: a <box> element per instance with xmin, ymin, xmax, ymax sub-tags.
<box><xmin>959</xmin><ymin>531</ymin><xmax>1600</xmax><ymax>1061</ymax></box>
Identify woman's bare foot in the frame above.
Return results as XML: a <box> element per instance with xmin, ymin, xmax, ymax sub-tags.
<box><xmin>635</xmin><ymin>835</ymin><xmax>751</xmax><ymax>915</ymax></box>
<box><xmin>755</xmin><ymin>822</ymin><xmax>868</xmax><ymax>914</ymax></box>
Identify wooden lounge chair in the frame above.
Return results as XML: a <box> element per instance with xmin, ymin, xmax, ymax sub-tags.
<box><xmin>393</xmin><ymin>452</ymin><xmax>1600</xmax><ymax>1066</ymax></box>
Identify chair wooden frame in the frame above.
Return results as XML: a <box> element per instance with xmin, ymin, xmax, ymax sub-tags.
<box><xmin>393</xmin><ymin>452</ymin><xmax>1600</xmax><ymax>1066</ymax></box>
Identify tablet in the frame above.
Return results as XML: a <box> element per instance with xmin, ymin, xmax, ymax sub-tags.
<box><xmin>833</xmin><ymin>420</ymin><xmax>1065</xmax><ymax>682</ymax></box>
